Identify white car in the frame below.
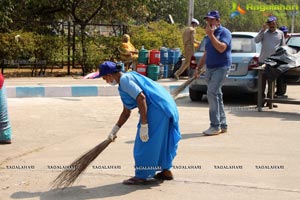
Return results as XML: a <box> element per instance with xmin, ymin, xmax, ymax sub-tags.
<box><xmin>189</xmin><ymin>32</ymin><xmax>261</xmax><ymax>101</ymax></box>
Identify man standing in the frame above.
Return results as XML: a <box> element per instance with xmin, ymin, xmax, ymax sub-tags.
<box><xmin>195</xmin><ymin>10</ymin><xmax>232</xmax><ymax>136</ymax></box>
<box><xmin>254</xmin><ymin>16</ymin><xmax>286</xmax><ymax>102</ymax></box>
<box><xmin>279</xmin><ymin>26</ymin><xmax>290</xmax><ymax>40</ymax></box>
<box><xmin>174</xmin><ymin>18</ymin><xmax>199</xmax><ymax>80</ymax></box>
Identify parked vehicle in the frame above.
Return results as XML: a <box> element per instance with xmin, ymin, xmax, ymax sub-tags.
<box><xmin>284</xmin><ymin>33</ymin><xmax>300</xmax><ymax>84</ymax></box>
<box><xmin>189</xmin><ymin>32</ymin><xmax>261</xmax><ymax>101</ymax></box>
<box><xmin>287</xmin><ymin>33</ymin><xmax>300</xmax><ymax>48</ymax></box>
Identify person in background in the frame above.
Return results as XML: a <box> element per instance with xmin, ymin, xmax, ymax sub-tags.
<box><xmin>99</xmin><ymin>61</ymin><xmax>181</xmax><ymax>185</ymax></box>
<box><xmin>118</xmin><ymin>34</ymin><xmax>138</xmax><ymax>70</ymax></box>
<box><xmin>279</xmin><ymin>25</ymin><xmax>290</xmax><ymax>40</ymax></box>
<box><xmin>174</xmin><ymin>18</ymin><xmax>200</xmax><ymax>80</ymax></box>
<box><xmin>254</xmin><ymin>16</ymin><xmax>286</xmax><ymax>104</ymax></box>
<box><xmin>0</xmin><ymin>73</ymin><xmax>12</xmax><ymax>144</ymax></box>
<box><xmin>195</xmin><ymin>10</ymin><xmax>232</xmax><ymax>136</ymax></box>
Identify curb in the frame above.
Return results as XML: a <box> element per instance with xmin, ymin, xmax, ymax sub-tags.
<box><xmin>6</xmin><ymin>85</ymin><xmax>188</xmax><ymax>98</ymax></box>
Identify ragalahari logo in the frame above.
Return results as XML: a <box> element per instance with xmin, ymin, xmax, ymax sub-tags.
<box><xmin>230</xmin><ymin>2</ymin><xmax>298</xmax><ymax>18</ymax></box>
<box><xmin>230</xmin><ymin>2</ymin><xmax>246</xmax><ymax>18</ymax></box>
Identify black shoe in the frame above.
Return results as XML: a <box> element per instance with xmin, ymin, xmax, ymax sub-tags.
<box><xmin>0</xmin><ymin>140</ymin><xmax>11</xmax><ymax>144</ymax></box>
<box><xmin>154</xmin><ymin>170</ymin><xmax>174</xmax><ymax>180</ymax></box>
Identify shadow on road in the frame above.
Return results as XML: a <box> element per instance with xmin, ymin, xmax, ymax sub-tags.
<box><xmin>176</xmin><ymin>95</ymin><xmax>300</xmax><ymax>122</ymax></box>
<box><xmin>175</xmin><ymin>93</ymin><xmax>257</xmax><ymax>108</ymax></box>
<box><xmin>11</xmin><ymin>181</ymin><xmax>161</xmax><ymax>200</ymax></box>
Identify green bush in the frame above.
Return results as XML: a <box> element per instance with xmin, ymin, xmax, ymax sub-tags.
<box><xmin>129</xmin><ymin>20</ymin><xmax>184</xmax><ymax>51</ymax></box>
<box><xmin>0</xmin><ymin>31</ymin><xmax>62</xmax><ymax>65</ymax></box>
<box><xmin>125</xmin><ymin>20</ymin><xmax>205</xmax><ymax>54</ymax></box>
<box><xmin>0</xmin><ymin>21</ymin><xmax>206</xmax><ymax>75</ymax></box>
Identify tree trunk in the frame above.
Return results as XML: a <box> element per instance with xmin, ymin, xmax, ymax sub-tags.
<box><xmin>80</xmin><ymin>24</ymin><xmax>87</xmax><ymax>75</ymax></box>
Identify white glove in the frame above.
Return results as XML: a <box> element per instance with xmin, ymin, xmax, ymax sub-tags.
<box><xmin>107</xmin><ymin>125</ymin><xmax>120</xmax><ymax>141</ymax></box>
<box><xmin>139</xmin><ymin>124</ymin><xmax>149</xmax><ymax>142</ymax></box>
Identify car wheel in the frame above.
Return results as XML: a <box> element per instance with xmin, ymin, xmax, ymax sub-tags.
<box><xmin>189</xmin><ymin>87</ymin><xmax>204</xmax><ymax>101</ymax></box>
<box><xmin>252</xmin><ymin>93</ymin><xmax>258</xmax><ymax>104</ymax></box>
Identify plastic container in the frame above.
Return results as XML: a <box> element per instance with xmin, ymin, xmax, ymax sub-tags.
<box><xmin>168</xmin><ymin>48</ymin><xmax>175</xmax><ymax>64</ymax></box>
<box><xmin>174</xmin><ymin>48</ymin><xmax>181</xmax><ymax>64</ymax></box>
<box><xmin>159</xmin><ymin>65</ymin><xmax>164</xmax><ymax>79</ymax></box>
<box><xmin>163</xmin><ymin>65</ymin><xmax>169</xmax><ymax>78</ymax></box>
<box><xmin>149</xmin><ymin>49</ymin><xmax>160</xmax><ymax>65</ymax></box>
<box><xmin>160</xmin><ymin>47</ymin><xmax>168</xmax><ymax>65</ymax></box>
<box><xmin>147</xmin><ymin>64</ymin><xmax>159</xmax><ymax>81</ymax></box>
<box><xmin>136</xmin><ymin>63</ymin><xmax>147</xmax><ymax>76</ymax></box>
<box><xmin>138</xmin><ymin>46</ymin><xmax>149</xmax><ymax>64</ymax></box>
<box><xmin>168</xmin><ymin>64</ymin><xmax>174</xmax><ymax>77</ymax></box>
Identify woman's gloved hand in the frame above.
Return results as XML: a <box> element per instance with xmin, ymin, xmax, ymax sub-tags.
<box><xmin>140</xmin><ymin>124</ymin><xmax>149</xmax><ymax>142</ymax></box>
<box><xmin>107</xmin><ymin>125</ymin><xmax>120</xmax><ymax>142</ymax></box>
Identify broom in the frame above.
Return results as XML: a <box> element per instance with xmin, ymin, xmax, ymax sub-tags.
<box><xmin>171</xmin><ymin>69</ymin><xmax>205</xmax><ymax>99</ymax></box>
<box><xmin>51</xmin><ymin>137</ymin><xmax>114</xmax><ymax>189</ymax></box>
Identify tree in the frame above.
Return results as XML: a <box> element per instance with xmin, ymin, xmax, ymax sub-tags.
<box><xmin>0</xmin><ymin>0</ymin><xmax>14</xmax><ymax>32</ymax></box>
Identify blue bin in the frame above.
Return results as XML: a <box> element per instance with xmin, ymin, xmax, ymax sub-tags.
<box><xmin>174</xmin><ymin>48</ymin><xmax>181</xmax><ymax>64</ymax></box>
<box><xmin>163</xmin><ymin>65</ymin><xmax>169</xmax><ymax>78</ymax></box>
<box><xmin>160</xmin><ymin>47</ymin><xmax>168</xmax><ymax>65</ymax></box>
<box><xmin>168</xmin><ymin>49</ymin><xmax>175</xmax><ymax>64</ymax></box>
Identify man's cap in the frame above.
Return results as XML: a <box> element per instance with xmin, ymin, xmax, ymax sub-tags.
<box><xmin>279</xmin><ymin>26</ymin><xmax>288</xmax><ymax>33</ymax></box>
<box><xmin>266</xmin><ymin>16</ymin><xmax>277</xmax><ymax>23</ymax></box>
<box><xmin>191</xmin><ymin>18</ymin><xmax>199</xmax><ymax>25</ymax></box>
<box><xmin>204</xmin><ymin>10</ymin><xmax>220</xmax><ymax>19</ymax></box>
<box><xmin>98</xmin><ymin>61</ymin><xmax>120</xmax><ymax>77</ymax></box>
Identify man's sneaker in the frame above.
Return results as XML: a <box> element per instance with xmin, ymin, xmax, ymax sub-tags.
<box><xmin>220</xmin><ymin>128</ymin><xmax>227</xmax><ymax>133</ymax></box>
<box><xmin>203</xmin><ymin>127</ymin><xmax>221</xmax><ymax>136</ymax></box>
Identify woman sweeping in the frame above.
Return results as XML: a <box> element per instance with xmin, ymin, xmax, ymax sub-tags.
<box><xmin>99</xmin><ymin>61</ymin><xmax>181</xmax><ymax>185</ymax></box>
<box><xmin>0</xmin><ymin>73</ymin><xmax>12</xmax><ymax>144</ymax></box>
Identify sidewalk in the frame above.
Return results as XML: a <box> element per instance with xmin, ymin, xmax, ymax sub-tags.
<box><xmin>4</xmin><ymin>76</ymin><xmax>187</xmax><ymax>98</ymax></box>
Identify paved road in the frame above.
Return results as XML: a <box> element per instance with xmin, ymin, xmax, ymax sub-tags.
<box><xmin>1</xmin><ymin>86</ymin><xmax>300</xmax><ymax>199</ymax></box>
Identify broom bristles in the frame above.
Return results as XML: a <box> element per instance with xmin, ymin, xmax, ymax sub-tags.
<box><xmin>51</xmin><ymin>139</ymin><xmax>112</xmax><ymax>189</ymax></box>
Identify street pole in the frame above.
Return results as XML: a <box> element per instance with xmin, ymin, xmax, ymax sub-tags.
<box><xmin>188</xmin><ymin>0</ymin><xmax>194</xmax><ymax>26</ymax></box>
<box><xmin>290</xmin><ymin>0</ymin><xmax>297</xmax><ymax>33</ymax></box>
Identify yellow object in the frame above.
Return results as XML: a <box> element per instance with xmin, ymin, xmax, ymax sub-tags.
<box><xmin>194</xmin><ymin>42</ymin><xmax>200</xmax><ymax>50</ymax></box>
<box><xmin>118</xmin><ymin>34</ymin><xmax>138</xmax><ymax>63</ymax></box>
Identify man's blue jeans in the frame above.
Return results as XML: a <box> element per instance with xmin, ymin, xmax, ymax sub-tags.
<box><xmin>205</xmin><ymin>67</ymin><xmax>229</xmax><ymax>130</ymax></box>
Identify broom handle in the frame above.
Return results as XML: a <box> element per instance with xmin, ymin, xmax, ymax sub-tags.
<box><xmin>172</xmin><ymin>69</ymin><xmax>205</xmax><ymax>98</ymax></box>
<box><xmin>185</xmin><ymin>68</ymin><xmax>205</xmax><ymax>86</ymax></box>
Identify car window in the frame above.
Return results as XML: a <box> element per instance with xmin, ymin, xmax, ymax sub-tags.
<box><xmin>198</xmin><ymin>36</ymin><xmax>206</xmax><ymax>52</ymax></box>
<box><xmin>197</xmin><ymin>35</ymin><xmax>256</xmax><ymax>53</ymax></box>
<box><xmin>231</xmin><ymin>37</ymin><xmax>255</xmax><ymax>53</ymax></box>
<box><xmin>287</xmin><ymin>36</ymin><xmax>300</xmax><ymax>47</ymax></box>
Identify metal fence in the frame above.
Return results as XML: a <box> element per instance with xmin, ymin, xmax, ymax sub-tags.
<box><xmin>1</xmin><ymin>20</ymin><xmax>126</xmax><ymax>76</ymax></box>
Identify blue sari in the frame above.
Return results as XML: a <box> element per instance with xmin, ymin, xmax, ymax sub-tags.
<box><xmin>118</xmin><ymin>71</ymin><xmax>181</xmax><ymax>179</ymax></box>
